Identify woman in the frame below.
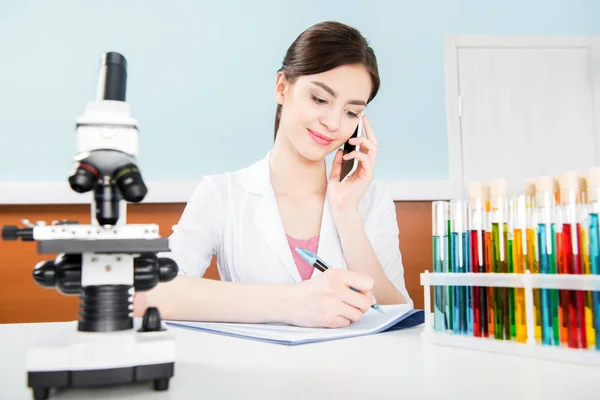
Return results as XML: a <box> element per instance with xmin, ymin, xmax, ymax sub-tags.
<box><xmin>134</xmin><ymin>20</ymin><xmax>412</xmax><ymax>328</ymax></box>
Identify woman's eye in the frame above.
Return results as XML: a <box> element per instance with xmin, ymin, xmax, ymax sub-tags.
<box><xmin>311</xmin><ymin>95</ymin><xmax>326</xmax><ymax>104</ymax></box>
<box><xmin>346</xmin><ymin>110</ymin><xmax>359</xmax><ymax>118</ymax></box>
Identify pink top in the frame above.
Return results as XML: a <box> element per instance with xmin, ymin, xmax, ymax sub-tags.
<box><xmin>286</xmin><ymin>233</ymin><xmax>320</xmax><ymax>281</ymax></box>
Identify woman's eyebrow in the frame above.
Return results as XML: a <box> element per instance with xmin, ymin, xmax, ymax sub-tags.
<box><xmin>310</xmin><ymin>81</ymin><xmax>366</xmax><ymax>106</ymax></box>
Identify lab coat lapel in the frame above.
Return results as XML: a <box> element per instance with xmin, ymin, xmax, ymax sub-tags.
<box><xmin>312</xmin><ymin>169</ymin><xmax>346</xmax><ymax>279</ymax></box>
<box><xmin>252</xmin><ymin>154</ymin><xmax>303</xmax><ymax>283</ymax></box>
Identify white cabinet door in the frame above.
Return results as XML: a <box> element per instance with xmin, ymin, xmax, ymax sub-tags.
<box><xmin>447</xmin><ymin>36</ymin><xmax>600</xmax><ymax>197</ymax></box>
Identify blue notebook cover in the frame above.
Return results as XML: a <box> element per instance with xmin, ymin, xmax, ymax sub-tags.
<box><xmin>166</xmin><ymin>305</ymin><xmax>424</xmax><ymax>346</ymax></box>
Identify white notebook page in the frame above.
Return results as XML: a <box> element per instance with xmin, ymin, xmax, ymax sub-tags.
<box><xmin>167</xmin><ymin>304</ymin><xmax>414</xmax><ymax>344</ymax></box>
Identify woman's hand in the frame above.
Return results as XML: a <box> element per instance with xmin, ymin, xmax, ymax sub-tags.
<box><xmin>327</xmin><ymin>114</ymin><xmax>378</xmax><ymax>215</ymax></box>
<box><xmin>283</xmin><ymin>269</ymin><xmax>375</xmax><ymax>328</ymax></box>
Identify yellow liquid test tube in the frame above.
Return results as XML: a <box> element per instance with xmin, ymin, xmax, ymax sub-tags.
<box><xmin>525</xmin><ymin>180</ymin><xmax>542</xmax><ymax>343</ymax></box>
<box><xmin>512</xmin><ymin>195</ymin><xmax>527</xmax><ymax>343</ymax></box>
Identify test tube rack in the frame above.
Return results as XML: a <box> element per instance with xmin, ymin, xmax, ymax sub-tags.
<box><xmin>420</xmin><ymin>270</ymin><xmax>600</xmax><ymax>366</ymax></box>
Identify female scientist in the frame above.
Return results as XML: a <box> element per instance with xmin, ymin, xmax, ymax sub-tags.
<box><xmin>134</xmin><ymin>20</ymin><xmax>412</xmax><ymax>328</ymax></box>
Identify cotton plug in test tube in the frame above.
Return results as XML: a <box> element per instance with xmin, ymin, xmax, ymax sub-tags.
<box><xmin>432</xmin><ymin>201</ymin><xmax>449</xmax><ymax>332</ymax></box>
<box><xmin>586</xmin><ymin>167</ymin><xmax>600</xmax><ymax>350</ymax></box>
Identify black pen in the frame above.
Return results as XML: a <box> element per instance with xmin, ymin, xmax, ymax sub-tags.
<box><xmin>295</xmin><ymin>247</ymin><xmax>384</xmax><ymax>313</ymax></box>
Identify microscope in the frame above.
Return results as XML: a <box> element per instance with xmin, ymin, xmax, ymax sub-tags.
<box><xmin>2</xmin><ymin>52</ymin><xmax>179</xmax><ymax>400</ymax></box>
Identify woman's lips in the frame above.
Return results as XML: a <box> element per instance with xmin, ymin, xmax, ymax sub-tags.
<box><xmin>307</xmin><ymin>129</ymin><xmax>332</xmax><ymax>146</ymax></box>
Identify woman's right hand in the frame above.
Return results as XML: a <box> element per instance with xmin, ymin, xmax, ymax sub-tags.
<box><xmin>282</xmin><ymin>269</ymin><xmax>375</xmax><ymax>328</ymax></box>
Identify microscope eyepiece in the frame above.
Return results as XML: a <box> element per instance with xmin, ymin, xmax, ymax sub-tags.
<box><xmin>97</xmin><ymin>51</ymin><xmax>127</xmax><ymax>102</ymax></box>
<box><xmin>113</xmin><ymin>164</ymin><xmax>148</xmax><ymax>203</ymax></box>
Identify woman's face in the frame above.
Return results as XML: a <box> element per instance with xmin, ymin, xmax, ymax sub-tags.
<box><xmin>275</xmin><ymin>64</ymin><xmax>372</xmax><ymax>161</ymax></box>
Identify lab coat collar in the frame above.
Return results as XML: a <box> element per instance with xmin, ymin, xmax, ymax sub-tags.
<box><xmin>238</xmin><ymin>151</ymin><xmax>333</xmax><ymax>195</ymax></box>
<box><xmin>245</xmin><ymin>151</ymin><xmax>344</xmax><ymax>283</ymax></box>
<box><xmin>238</xmin><ymin>151</ymin><xmax>271</xmax><ymax>196</ymax></box>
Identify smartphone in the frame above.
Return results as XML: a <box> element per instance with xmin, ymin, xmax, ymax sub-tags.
<box><xmin>339</xmin><ymin>114</ymin><xmax>364</xmax><ymax>182</ymax></box>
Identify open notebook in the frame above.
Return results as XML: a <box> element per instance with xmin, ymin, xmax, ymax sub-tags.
<box><xmin>166</xmin><ymin>304</ymin><xmax>424</xmax><ymax>345</ymax></box>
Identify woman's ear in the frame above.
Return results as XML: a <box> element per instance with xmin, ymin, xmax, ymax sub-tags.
<box><xmin>274</xmin><ymin>71</ymin><xmax>287</xmax><ymax>105</ymax></box>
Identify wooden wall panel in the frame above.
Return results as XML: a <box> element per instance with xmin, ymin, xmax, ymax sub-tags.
<box><xmin>395</xmin><ymin>201</ymin><xmax>432</xmax><ymax>309</ymax></box>
<box><xmin>0</xmin><ymin>201</ymin><xmax>432</xmax><ymax>323</ymax></box>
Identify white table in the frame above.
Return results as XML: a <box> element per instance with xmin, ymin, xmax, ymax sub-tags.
<box><xmin>2</xmin><ymin>320</ymin><xmax>599</xmax><ymax>400</ymax></box>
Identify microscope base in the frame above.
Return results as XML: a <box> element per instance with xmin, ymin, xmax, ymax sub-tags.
<box><xmin>25</xmin><ymin>321</ymin><xmax>175</xmax><ymax>400</ymax></box>
<box><xmin>28</xmin><ymin>362</ymin><xmax>173</xmax><ymax>400</ymax></box>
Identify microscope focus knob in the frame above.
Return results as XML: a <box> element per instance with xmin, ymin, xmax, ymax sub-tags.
<box><xmin>138</xmin><ymin>307</ymin><xmax>164</xmax><ymax>332</ymax></box>
<box><xmin>2</xmin><ymin>225</ymin><xmax>34</xmax><ymax>241</ymax></box>
<box><xmin>33</xmin><ymin>260</ymin><xmax>56</xmax><ymax>288</ymax></box>
<box><xmin>158</xmin><ymin>257</ymin><xmax>178</xmax><ymax>283</ymax></box>
<box><xmin>32</xmin><ymin>256</ymin><xmax>82</xmax><ymax>294</ymax></box>
<box><xmin>133</xmin><ymin>255</ymin><xmax>179</xmax><ymax>291</ymax></box>
<box><xmin>2</xmin><ymin>226</ymin><xmax>18</xmax><ymax>240</ymax></box>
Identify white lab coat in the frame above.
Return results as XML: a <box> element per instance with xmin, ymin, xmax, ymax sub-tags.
<box><xmin>166</xmin><ymin>151</ymin><xmax>413</xmax><ymax>306</ymax></box>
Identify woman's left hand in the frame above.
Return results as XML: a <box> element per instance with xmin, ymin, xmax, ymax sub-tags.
<box><xmin>327</xmin><ymin>114</ymin><xmax>378</xmax><ymax>215</ymax></box>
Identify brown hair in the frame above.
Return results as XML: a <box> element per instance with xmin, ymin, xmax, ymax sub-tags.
<box><xmin>274</xmin><ymin>21</ymin><xmax>380</xmax><ymax>139</ymax></box>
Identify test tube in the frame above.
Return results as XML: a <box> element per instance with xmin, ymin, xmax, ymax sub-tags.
<box><xmin>512</xmin><ymin>195</ymin><xmax>527</xmax><ymax>343</ymax></box>
<box><xmin>586</xmin><ymin>167</ymin><xmax>600</xmax><ymax>350</ymax></box>
<box><xmin>578</xmin><ymin>175</ymin><xmax>595</xmax><ymax>348</ymax></box>
<box><xmin>450</xmin><ymin>200</ymin><xmax>468</xmax><ymax>334</ymax></box>
<box><xmin>558</xmin><ymin>171</ymin><xmax>587</xmax><ymax>349</ymax></box>
<box><xmin>484</xmin><ymin>184</ymin><xmax>494</xmax><ymax>337</ymax></box>
<box><xmin>469</xmin><ymin>182</ymin><xmax>486</xmax><ymax>338</ymax></box>
<box><xmin>464</xmin><ymin>199</ymin><xmax>473</xmax><ymax>335</ymax></box>
<box><xmin>491</xmin><ymin>179</ymin><xmax>510</xmax><ymax>340</ymax></box>
<box><xmin>507</xmin><ymin>196</ymin><xmax>516</xmax><ymax>339</ymax></box>
<box><xmin>432</xmin><ymin>201</ymin><xmax>448</xmax><ymax>332</ymax></box>
<box><xmin>536</xmin><ymin>176</ymin><xmax>559</xmax><ymax>346</ymax></box>
<box><xmin>525</xmin><ymin>179</ymin><xmax>542</xmax><ymax>343</ymax></box>
<box><xmin>554</xmin><ymin>197</ymin><xmax>568</xmax><ymax>344</ymax></box>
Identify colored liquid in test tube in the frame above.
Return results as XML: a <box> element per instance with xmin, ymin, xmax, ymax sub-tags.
<box><xmin>432</xmin><ymin>201</ymin><xmax>449</xmax><ymax>332</ymax></box>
